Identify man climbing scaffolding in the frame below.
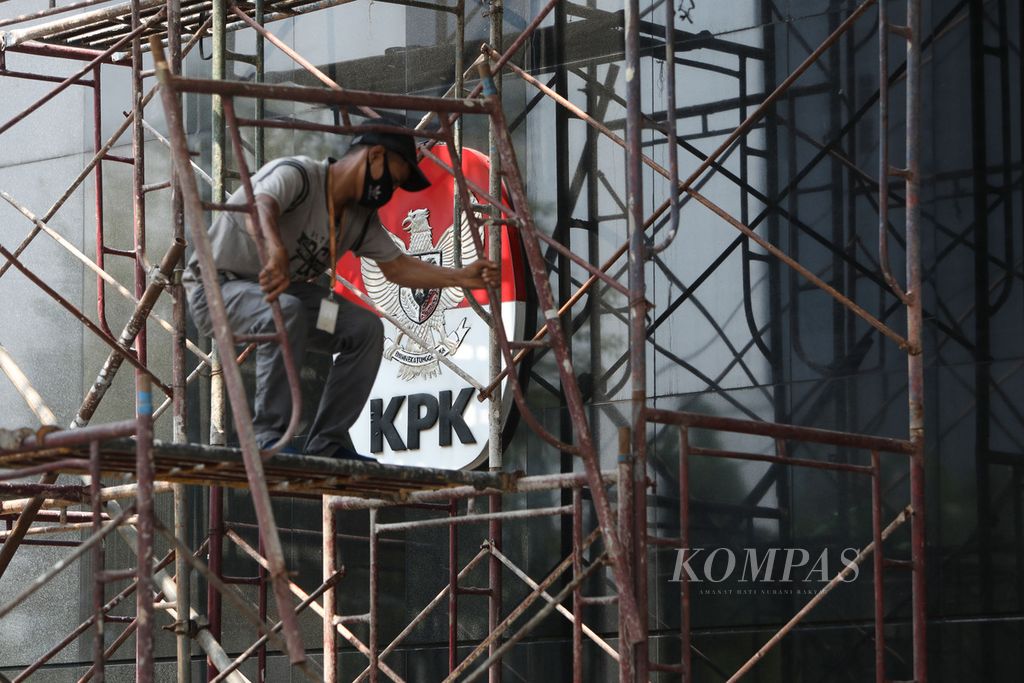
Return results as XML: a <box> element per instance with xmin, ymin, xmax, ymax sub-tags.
<box><xmin>184</xmin><ymin>132</ymin><xmax>499</xmax><ymax>460</ymax></box>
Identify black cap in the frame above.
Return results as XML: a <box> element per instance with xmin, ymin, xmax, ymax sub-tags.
<box><xmin>351</xmin><ymin>131</ymin><xmax>431</xmax><ymax>192</ymax></box>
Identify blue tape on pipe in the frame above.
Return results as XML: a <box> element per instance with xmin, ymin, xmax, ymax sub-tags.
<box><xmin>481</xmin><ymin>76</ymin><xmax>498</xmax><ymax>96</ymax></box>
<box><xmin>137</xmin><ymin>391</ymin><xmax>152</xmax><ymax>416</ymax></box>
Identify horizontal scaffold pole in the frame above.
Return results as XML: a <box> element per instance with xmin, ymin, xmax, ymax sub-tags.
<box><xmin>161</xmin><ymin>75</ymin><xmax>496</xmax><ymax>115</ymax></box>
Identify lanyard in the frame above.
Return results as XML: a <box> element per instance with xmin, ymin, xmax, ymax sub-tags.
<box><xmin>317</xmin><ymin>168</ymin><xmax>344</xmax><ymax>333</ymax></box>
<box><xmin>326</xmin><ymin>167</ymin><xmax>344</xmax><ymax>290</ymax></box>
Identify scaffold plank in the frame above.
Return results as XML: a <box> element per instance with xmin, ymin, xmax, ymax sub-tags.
<box><xmin>0</xmin><ymin>437</ymin><xmax>519</xmax><ymax>499</ymax></box>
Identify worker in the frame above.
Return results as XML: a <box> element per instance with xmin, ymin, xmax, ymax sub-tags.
<box><xmin>184</xmin><ymin>132</ymin><xmax>499</xmax><ymax>460</ymax></box>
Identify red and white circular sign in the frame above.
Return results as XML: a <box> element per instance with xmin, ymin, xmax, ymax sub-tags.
<box><xmin>335</xmin><ymin>145</ymin><xmax>527</xmax><ymax>470</ymax></box>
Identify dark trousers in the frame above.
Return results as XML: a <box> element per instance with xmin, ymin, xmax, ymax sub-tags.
<box><xmin>187</xmin><ymin>278</ymin><xmax>384</xmax><ymax>454</ymax></box>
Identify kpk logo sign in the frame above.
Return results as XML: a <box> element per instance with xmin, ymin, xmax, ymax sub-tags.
<box><xmin>362</xmin><ymin>208</ymin><xmax>475</xmax><ymax>381</ymax></box>
<box><xmin>335</xmin><ymin>145</ymin><xmax>526</xmax><ymax>470</ymax></box>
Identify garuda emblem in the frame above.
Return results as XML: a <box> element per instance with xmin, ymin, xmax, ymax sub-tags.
<box><xmin>362</xmin><ymin>208</ymin><xmax>475</xmax><ymax>380</ymax></box>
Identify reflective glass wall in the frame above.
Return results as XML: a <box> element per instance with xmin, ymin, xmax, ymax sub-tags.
<box><xmin>0</xmin><ymin>0</ymin><xmax>1021</xmax><ymax>679</ymax></box>
<box><xmin>185</xmin><ymin>0</ymin><xmax>1024</xmax><ymax>679</ymax></box>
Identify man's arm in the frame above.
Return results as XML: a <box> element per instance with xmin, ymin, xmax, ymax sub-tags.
<box><xmin>378</xmin><ymin>254</ymin><xmax>500</xmax><ymax>290</ymax></box>
<box><xmin>252</xmin><ymin>194</ymin><xmax>291</xmax><ymax>301</ymax></box>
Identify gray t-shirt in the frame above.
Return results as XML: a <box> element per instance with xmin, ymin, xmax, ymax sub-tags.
<box><xmin>185</xmin><ymin>156</ymin><xmax>401</xmax><ymax>283</ymax></box>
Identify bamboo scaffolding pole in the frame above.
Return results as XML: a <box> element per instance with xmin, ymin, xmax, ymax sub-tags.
<box><xmin>74</xmin><ymin>239</ymin><xmax>187</xmax><ymax>427</ymax></box>
<box><xmin>0</xmin><ymin>0</ymin><xmax>122</xmax><ymax>30</ymax></box>
<box><xmin>0</xmin><ymin>345</ymin><xmax>57</xmax><ymax>426</ymax></box>
<box><xmin>330</xmin><ymin>471</ymin><xmax>615</xmax><ymax>511</ymax></box>
<box><xmin>374</xmin><ymin>504</ymin><xmax>572</xmax><ymax>533</ymax></box>
<box><xmin>0</xmin><ymin>521</ymin><xmax>94</xmax><ymax>539</ymax></box>
<box><xmin>0</xmin><ymin>482</ymin><xmax>173</xmax><ymax>515</ymax></box>
<box><xmin>152</xmin><ymin>343</ymin><xmax>255</xmax><ymax>420</ymax></box>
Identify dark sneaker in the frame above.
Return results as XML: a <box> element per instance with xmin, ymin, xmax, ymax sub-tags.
<box><xmin>258</xmin><ymin>438</ymin><xmax>301</xmax><ymax>455</ymax></box>
<box><xmin>312</xmin><ymin>444</ymin><xmax>378</xmax><ymax>463</ymax></box>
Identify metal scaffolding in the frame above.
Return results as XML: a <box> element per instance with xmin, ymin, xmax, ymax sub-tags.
<box><xmin>0</xmin><ymin>0</ymin><xmax>936</xmax><ymax>680</ymax></box>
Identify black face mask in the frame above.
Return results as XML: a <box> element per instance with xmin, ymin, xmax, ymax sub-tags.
<box><xmin>359</xmin><ymin>153</ymin><xmax>395</xmax><ymax>208</ymax></box>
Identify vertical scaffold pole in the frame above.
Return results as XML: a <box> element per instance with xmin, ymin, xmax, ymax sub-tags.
<box><xmin>571</xmin><ymin>487</ymin><xmax>583</xmax><ymax>683</ymax></box>
<box><xmin>207</xmin><ymin>0</ymin><xmax>228</xmax><ymax>676</ymax></box>
<box><xmin>90</xmin><ymin>440</ymin><xmax>106</xmax><ymax>681</ymax></box>
<box><xmin>369</xmin><ymin>509</ymin><xmax>380</xmax><ymax>682</ymax></box>
<box><xmin>905</xmin><ymin>0</ymin><xmax>927</xmax><ymax>680</ymax></box>
<box><xmin>166</xmin><ymin>0</ymin><xmax>193</xmax><ymax>680</ymax></box>
<box><xmin>323</xmin><ymin>499</ymin><xmax>337</xmax><ymax>682</ymax></box>
<box><xmin>206</xmin><ymin>486</ymin><xmax>223</xmax><ymax>681</ymax></box>
<box><xmin>448</xmin><ymin>499</ymin><xmax>458</xmax><ymax>674</ymax></box>
<box><xmin>617</xmin><ymin>427</ymin><xmax>635</xmax><ymax>682</ymax></box>
<box><xmin>135</xmin><ymin>374</ymin><xmax>156</xmax><ymax>681</ymax></box>
<box><xmin>623</xmin><ymin>0</ymin><xmax>649</xmax><ymax>675</ymax></box>
<box><xmin>871</xmin><ymin>450</ymin><xmax>886</xmax><ymax>683</ymax></box>
<box><xmin>131</xmin><ymin>0</ymin><xmax>147</xmax><ymax>368</ymax></box>
<box><xmin>257</xmin><ymin>533</ymin><xmax>268</xmax><ymax>681</ymax></box>
<box><xmin>151</xmin><ymin>39</ymin><xmax>308</xmax><ymax>668</ymax></box>
<box><xmin>173</xmin><ymin>486</ymin><xmax>191</xmax><ymax>682</ymax></box>
<box><xmin>450</xmin><ymin>5</ymin><xmax>466</xmax><ymax>670</ymax></box>
<box><xmin>254</xmin><ymin>0</ymin><xmax>265</xmax><ymax>167</ymax></box>
<box><xmin>131</xmin><ymin>0</ymin><xmax>154</xmax><ymax>674</ymax></box>
<box><xmin>92</xmin><ymin>64</ymin><xmax>109</xmax><ymax>337</ymax></box>
<box><xmin>679</xmin><ymin>428</ymin><xmax>691</xmax><ymax>680</ymax></box>
<box><xmin>483</xmin><ymin>64</ymin><xmax>644</xmax><ymax>653</ymax></box>
<box><xmin>552</xmin><ymin>3</ymin><xmax>576</xmax><ymax>678</ymax></box>
<box><xmin>487</xmin><ymin>0</ymin><xmax>504</xmax><ymax>679</ymax></box>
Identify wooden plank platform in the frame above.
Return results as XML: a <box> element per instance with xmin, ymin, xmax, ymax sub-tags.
<box><xmin>0</xmin><ymin>438</ymin><xmax>519</xmax><ymax>500</ymax></box>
